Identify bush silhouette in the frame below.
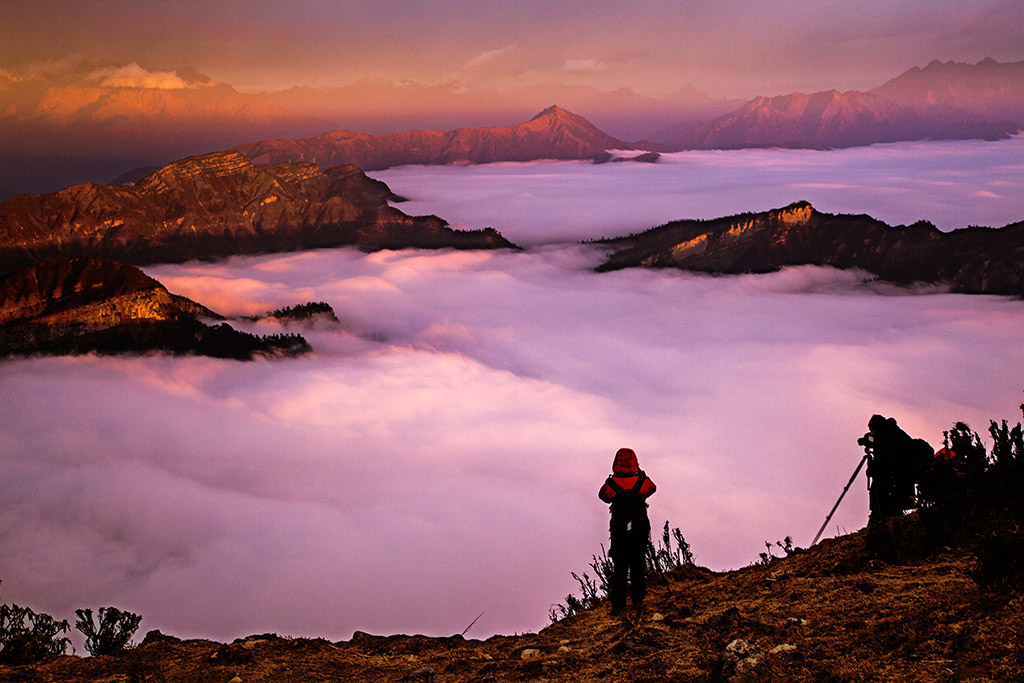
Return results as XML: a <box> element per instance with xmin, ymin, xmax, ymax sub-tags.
<box><xmin>550</xmin><ymin>521</ymin><xmax>692</xmax><ymax>622</ymax></box>
<box><xmin>0</xmin><ymin>600</ymin><xmax>70</xmax><ymax>664</ymax></box>
<box><xmin>75</xmin><ymin>607</ymin><xmax>142</xmax><ymax>656</ymax></box>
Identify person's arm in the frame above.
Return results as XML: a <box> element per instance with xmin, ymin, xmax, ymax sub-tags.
<box><xmin>599</xmin><ymin>481</ymin><xmax>616</xmax><ymax>502</ymax></box>
<box><xmin>639</xmin><ymin>472</ymin><xmax>656</xmax><ymax>498</ymax></box>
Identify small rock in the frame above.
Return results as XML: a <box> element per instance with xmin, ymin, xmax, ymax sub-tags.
<box><xmin>399</xmin><ymin>666</ymin><xmax>435</xmax><ymax>682</ymax></box>
<box><xmin>711</xmin><ymin>639</ymin><xmax>769</xmax><ymax>683</ymax></box>
<box><xmin>228</xmin><ymin>677</ymin><xmax>243</xmax><ymax>683</ymax></box>
<box><xmin>650</xmin><ymin>612</ymin><xmax>665</xmax><ymax>621</ymax></box>
<box><xmin>786</xmin><ymin>617</ymin><xmax>808</xmax><ymax>627</ymax></box>
<box><xmin>769</xmin><ymin>643</ymin><xmax>797</xmax><ymax>654</ymax></box>
<box><xmin>520</xmin><ymin>648</ymin><xmax>542</xmax><ymax>661</ymax></box>
<box><xmin>558</xmin><ymin>645</ymin><xmax>570</xmax><ymax>653</ymax></box>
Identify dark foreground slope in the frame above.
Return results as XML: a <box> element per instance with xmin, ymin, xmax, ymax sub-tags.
<box><xmin>5</xmin><ymin>507</ymin><xmax>1022</xmax><ymax>682</ymax></box>
<box><xmin>0</xmin><ymin>257</ymin><xmax>308</xmax><ymax>359</ymax></box>
<box><xmin>0</xmin><ymin>150</ymin><xmax>514</xmax><ymax>274</ymax></box>
<box><xmin>235</xmin><ymin>105</ymin><xmax>657</xmax><ymax>170</ymax></box>
<box><xmin>596</xmin><ymin>201</ymin><xmax>1024</xmax><ymax>296</ymax></box>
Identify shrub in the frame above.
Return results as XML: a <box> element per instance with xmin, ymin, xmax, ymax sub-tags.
<box><xmin>548</xmin><ymin>545</ymin><xmax>613</xmax><ymax>622</ymax></box>
<box><xmin>757</xmin><ymin>536</ymin><xmax>795</xmax><ymax>565</ymax></box>
<box><xmin>550</xmin><ymin>522</ymin><xmax>692</xmax><ymax>622</ymax></box>
<box><xmin>0</xmin><ymin>601</ymin><xmax>71</xmax><ymax>664</ymax></box>
<box><xmin>988</xmin><ymin>404</ymin><xmax>1024</xmax><ymax>493</ymax></box>
<box><xmin>648</xmin><ymin>521</ymin><xmax>695</xmax><ymax>573</ymax></box>
<box><xmin>75</xmin><ymin>607</ymin><xmax>142</xmax><ymax>656</ymax></box>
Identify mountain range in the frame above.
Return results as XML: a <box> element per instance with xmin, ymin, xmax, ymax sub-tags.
<box><xmin>0</xmin><ymin>150</ymin><xmax>514</xmax><ymax>275</ymax></box>
<box><xmin>236</xmin><ymin>59</ymin><xmax>1024</xmax><ymax>171</ymax></box>
<box><xmin>3</xmin><ymin>58</ymin><xmax>1021</xmax><ymax>200</ymax></box>
<box><xmin>0</xmin><ymin>256</ymin><xmax>310</xmax><ymax>359</ymax></box>
<box><xmin>595</xmin><ymin>201</ymin><xmax>1024</xmax><ymax>296</ymax></box>
<box><xmin>674</xmin><ymin>58</ymin><xmax>1024</xmax><ymax>149</ymax></box>
<box><xmin>234</xmin><ymin>105</ymin><xmax>659</xmax><ymax>171</ymax></box>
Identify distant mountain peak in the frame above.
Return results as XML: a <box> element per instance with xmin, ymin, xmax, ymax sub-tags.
<box><xmin>235</xmin><ymin>106</ymin><xmax>657</xmax><ymax>170</ymax></box>
<box><xmin>531</xmin><ymin>104</ymin><xmax>572</xmax><ymax>120</ymax></box>
<box><xmin>676</xmin><ymin>57</ymin><xmax>1024</xmax><ymax>150</ymax></box>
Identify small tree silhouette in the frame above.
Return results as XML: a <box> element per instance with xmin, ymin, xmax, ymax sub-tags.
<box><xmin>0</xmin><ymin>598</ymin><xmax>70</xmax><ymax>664</ymax></box>
<box><xmin>75</xmin><ymin>607</ymin><xmax>141</xmax><ymax>656</ymax></box>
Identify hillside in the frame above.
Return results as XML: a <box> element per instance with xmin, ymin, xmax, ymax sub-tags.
<box><xmin>0</xmin><ymin>150</ymin><xmax>514</xmax><ymax>274</ymax></box>
<box><xmin>0</xmin><ymin>257</ymin><xmax>309</xmax><ymax>359</ymax></box>
<box><xmin>3</xmin><ymin>507</ymin><xmax>1022</xmax><ymax>682</ymax></box>
<box><xmin>595</xmin><ymin>201</ymin><xmax>1024</xmax><ymax>297</ymax></box>
<box><xmin>234</xmin><ymin>106</ymin><xmax>658</xmax><ymax>170</ymax></box>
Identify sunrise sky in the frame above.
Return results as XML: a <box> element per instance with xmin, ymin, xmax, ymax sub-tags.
<box><xmin>3</xmin><ymin>0</ymin><xmax>1021</xmax><ymax>98</ymax></box>
<box><xmin>3</xmin><ymin>0</ymin><xmax>1024</xmax><ymax>647</ymax></box>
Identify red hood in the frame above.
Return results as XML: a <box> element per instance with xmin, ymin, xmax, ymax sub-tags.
<box><xmin>612</xmin><ymin>448</ymin><xmax>640</xmax><ymax>474</ymax></box>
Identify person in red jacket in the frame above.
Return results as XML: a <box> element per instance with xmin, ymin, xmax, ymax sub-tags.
<box><xmin>599</xmin><ymin>447</ymin><xmax>657</xmax><ymax>615</ymax></box>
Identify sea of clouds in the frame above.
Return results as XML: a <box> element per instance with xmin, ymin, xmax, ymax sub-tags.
<box><xmin>376</xmin><ymin>136</ymin><xmax>1024</xmax><ymax>245</ymax></box>
<box><xmin>1</xmin><ymin>137</ymin><xmax>1023</xmax><ymax>645</ymax></box>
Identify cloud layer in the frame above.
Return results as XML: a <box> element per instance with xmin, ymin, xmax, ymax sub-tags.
<box><xmin>373</xmin><ymin>136</ymin><xmax>1024</xmax><ymax>247</ymax></box>
<box><xmin>2</xmin><ymin>141</ymin><xmax>1023</xmax><ymax>646</ymax></box>
<box><xmin>88</xmin><ymin>63</ymin><xmax>205</xmax><ymax>90</ymax></box>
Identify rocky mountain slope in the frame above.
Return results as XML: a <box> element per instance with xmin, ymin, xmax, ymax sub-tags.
<box><xmin>0</xmin><ymin>150</ymin><xmax>514</xmax><ymax>274</ymax></box>
<box><xmin>0</xmin><ymin>257</ymin><xmax>309</xmax><ymax>359</ymax></box>
<box><xmin>595</xmin><ymin>201</ymin><xmax>1024</xmax><ymax>296</ymax></box>
<box><xmin>235</xmin><ymin>106</ymin><xmax>658</xmax><ymax>170</ymax></box>
<box><xmin>673</xmin><ymin>58</ymin><xmax>1024</xmax><ymax>149</ymax></box>
<box><xmin>4</xmin><ymin>507</ymin><xmax>1022</xmax><ymax>682</ymax></box>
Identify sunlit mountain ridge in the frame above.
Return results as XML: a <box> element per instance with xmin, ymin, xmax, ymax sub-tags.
<box><xmin>2</xmin><ymin>57</ymin><xmax>1022</xmax><ymax>200</ymax></box>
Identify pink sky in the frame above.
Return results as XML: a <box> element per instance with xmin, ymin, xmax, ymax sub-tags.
<box><xmin>2</xmin><ymin>0</ymin><xmax>1021</xmax><ymax>97</ymax></box>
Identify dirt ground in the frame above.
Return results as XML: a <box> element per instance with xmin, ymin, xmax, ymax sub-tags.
<box><xmin>4</xmin><ymin>511</ymin><xmax>1022</xmax><ymax>683</ymax></box>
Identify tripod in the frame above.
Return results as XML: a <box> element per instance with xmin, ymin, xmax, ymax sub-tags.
<box><xmin>811</xmin><ymin>451</ymin><xmax>869</xmax><ymax>546</ymax></box>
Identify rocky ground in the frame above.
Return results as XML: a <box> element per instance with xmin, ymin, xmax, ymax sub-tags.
<box><xmin>4</xmin><ymin>506</ymin><xmax>1022</xmax><ymax>683</ymax></box>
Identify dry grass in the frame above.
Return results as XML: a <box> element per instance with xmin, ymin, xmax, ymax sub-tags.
<box><xmin>4</xmin><ymin>511</ymin><xmax>1022</xmax><ymax>683</ymax></box>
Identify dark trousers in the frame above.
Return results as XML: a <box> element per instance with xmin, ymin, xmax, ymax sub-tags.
<box><xmin>609</xmin><ymin>528</ymin><xmax>647</xmax><ymax>609</ymax></box>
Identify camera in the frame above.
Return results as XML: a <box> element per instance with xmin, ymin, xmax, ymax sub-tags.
<box><xmin>857</xmin><ymin>432</ymin><xmax>874</xmax><ymax>448</ymax></box>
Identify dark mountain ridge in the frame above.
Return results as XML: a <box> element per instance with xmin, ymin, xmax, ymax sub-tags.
<box><xmin>0</xmin><ymin>257</ymin><xmax>308</xmax><ymax>359</ymax></box>
<box><xmin>235</xmin><ymin>105</ymin><xmax>662</xmax><ymax>170</ymax></box>
<box><xmin>0</xmin><ymin>150</ymin><xmax>514</xmax><ymax>275</ymax></box>
<box><xmin>595</xmin><ymin>201</ymin><xmax>1024</xmax><ymax>296</ymax></box>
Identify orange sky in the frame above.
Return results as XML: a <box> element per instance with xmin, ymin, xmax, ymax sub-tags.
<box><xmin>2</xmin><ymin>0</ymin><xmax>1021</xmax><ymax>99</ymax></box>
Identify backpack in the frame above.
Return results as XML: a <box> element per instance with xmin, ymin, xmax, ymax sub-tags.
<box><xmin>893</xmin><ymin>438</ymin><xmax>934</xmax><ymax>507</ymax></box>
<box><xmin>606</xmin><ymin>474</ymin><xmax>651</xmax><ymax>537</ymax></box>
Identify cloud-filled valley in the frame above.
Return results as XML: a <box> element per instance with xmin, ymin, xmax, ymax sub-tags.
<box><xmin>374</xmin><ymin>137</ymin><xmax>1024</xmax><ymax>246</ymax></box>
<box><xmin>2</xmin><ymin>139</ymin><xmax>1023</xmax><ymax>645</ymax></box>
